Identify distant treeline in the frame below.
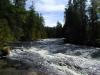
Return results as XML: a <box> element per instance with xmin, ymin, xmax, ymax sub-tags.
<box><xmin>63</xmin><ymin>0</ymin><xmax>100</xmax><ymax>46</ymax></box>
<box><xmin>45</xmin><ymin>21</ymin><xmax>63</xmax><ymax>38</ymax></box>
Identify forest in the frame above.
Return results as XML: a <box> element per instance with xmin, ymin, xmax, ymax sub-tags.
<box><xmin>0</xmin><ymin>0</ymin><xmax>63</xmax><ymax>51</ymax></box>
<box><xmin>0</xmin><ymin>0</ymin><xmax>100</xmax><ymax>75</ymax></box>
<box><xmin>0</xmin><ymin>0</ymin><xmax>100</xmax><ymax>51</ymax></box>
<box><xmin>63</xmin><ymin>0</ymin><xmax>100</xmax><ymax>46</ymax></box>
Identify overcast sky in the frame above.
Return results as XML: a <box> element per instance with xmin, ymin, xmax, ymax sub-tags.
<box><xmin>26</xmin><ymin>0</ymin><xmax>68</xmax><ymax>27</ymax></box>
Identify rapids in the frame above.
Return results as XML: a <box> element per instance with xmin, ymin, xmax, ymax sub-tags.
<box><xmin>7</xmin><ymin>39</ymin><xmax>100</xmax><ymax>75</ymax></box>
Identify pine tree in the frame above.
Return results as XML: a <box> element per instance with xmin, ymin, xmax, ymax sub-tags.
<box><xmin>88</xmin><ymin>0</ymin><xmax>98</xmax><ymax>44</ymax></box>
<box><xmin>13</xmin><ymin>0</ymin><xmax>26</xmax><ymax>9</ymax></box>
<box><xmin>56</xmin><ymin>21</ymin><xmax>62</xmax><ymax>38</ymax></box>
<box><xmin>63</xmin><ymin>0</ymin><xmax>87</xmax><ymax>44</ymax></box>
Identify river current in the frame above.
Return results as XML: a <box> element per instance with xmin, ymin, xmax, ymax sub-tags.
<box><xmin>7</xmin><ymin>39</ymin><xmax>100</xmax><ymax>75</ymax></box>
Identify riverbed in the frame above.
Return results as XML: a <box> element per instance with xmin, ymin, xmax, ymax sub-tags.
<box><xmin>4</xmin><ymin>39</ymin><xmax>100</xmax><ymax>75</ymax></box>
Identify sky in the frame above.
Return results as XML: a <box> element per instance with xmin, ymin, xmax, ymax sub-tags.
<box><xmin>26</xmin><ymin>0</ymin><xmax>68</xmax><ymax>27</ymax></box>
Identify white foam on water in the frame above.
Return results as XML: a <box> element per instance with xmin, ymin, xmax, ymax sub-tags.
<box><xmin>8</xmin><ymin>39</ymin><xmax>100</xmax><ymax>75</ymax></box>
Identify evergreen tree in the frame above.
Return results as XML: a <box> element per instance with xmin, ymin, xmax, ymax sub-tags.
<box><xmin>45</xmin><ymin>27</ymin><xmax>56</xmax><ymax>38</ymax></box>
<box><xmin>88</xmin><ymin>0</ymin><xmax>98</xmax><ymax>44</ymax></box>
<box><xmin>56</xmin><ymin>21</ymin><xmax>62</xmax><ymax>38</ymax></box>
<box><xmin>13</xmin><ymin>0</ymin><xmax>26</xmax><ymax>9</ymax></box>
<box><xmin>22</xmin><ymin>4</ymin><xmax>46</xmax><ymax>41</ymax></box>
<box><xmin>63</xmin><ymin>0</ymin><xmax>87</xmax><ymax>44</ymax></box>
<box><xmin>23</xmin><ymin>5</ymin><xmax>36</xmax><ymax>41</ymax></box>
<box><xmin>0</xmin><ymin>0</ymin><xmax>46</xmax><ymax>44</ymax></box>
<box><xmin>0</xmin><ymin>0</ymin><xmax>15</xmax><ymax>48</ymax></box>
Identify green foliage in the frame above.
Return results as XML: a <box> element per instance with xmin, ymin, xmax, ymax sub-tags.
<box><xmin>63</xmin><ymin>0</ymin><xmax>100</xmax><ymax>46</ymax></box>
<box><xmin>63</xmin><ymin>0</ymin><xmax>87</xmax><ymax>44</ymax></box>
<box><xmin>0</xmin><ymin>0</ymin><xmax>46</xmax><ymax>48</ymax></box>
<box><xmin>45</xmin><ymin>22</ymin><xmax>63</xmax><ymax>38</ymax></box>
<box><xmin>0</xmin><ymin>21</ymin><xmax>14</xmax><ymax>42</ymax></box>
<box><xmin>45</xmin><ymin>27</ymin><xmax>56</xmax><ymax>38</ymax></box>
<box><xmin>13</xmin><ymin>0</ymin><xmax>26</xmax><ymax>9</ymax></box>
<box><xmin>22</xmin><ymin>5</ymin><xmax>46</xmax><ymax>41</ymax></box>
<box><xmin>56</xmin><ymin>21</ymin><xmax>62</xmax><ymax>38</ymax></box>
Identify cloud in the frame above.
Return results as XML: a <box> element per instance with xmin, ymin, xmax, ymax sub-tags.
<box><xmin>36</xmin><ymin>4</ymin><xmax>65</xmax><ymax>13</ymax></box>
<box><xmin>35</xmin><ymin>0</ymin><xmax>66</xmax><ymax>13</ymax></box>
<box><xmin>43</xmin><ymin>12</ymin><xmax>64</xmax><ymax>27</ymax></box>
<box><xmin>26</xmin><ymin>0</ymin><xmax>68</xmax><ymax>27</ymax></box>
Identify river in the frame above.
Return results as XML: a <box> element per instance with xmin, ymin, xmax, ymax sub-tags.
<box><xmin>6</xmin><ymin>38</ymin><xmax>100</xmax><ymax>75</ymax></box>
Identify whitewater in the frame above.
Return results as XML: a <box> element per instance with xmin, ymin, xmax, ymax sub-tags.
<box><xmin>7</xmin><ymin>39</ymin><xmax>100</xmax><ymax>75</ymax></box>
